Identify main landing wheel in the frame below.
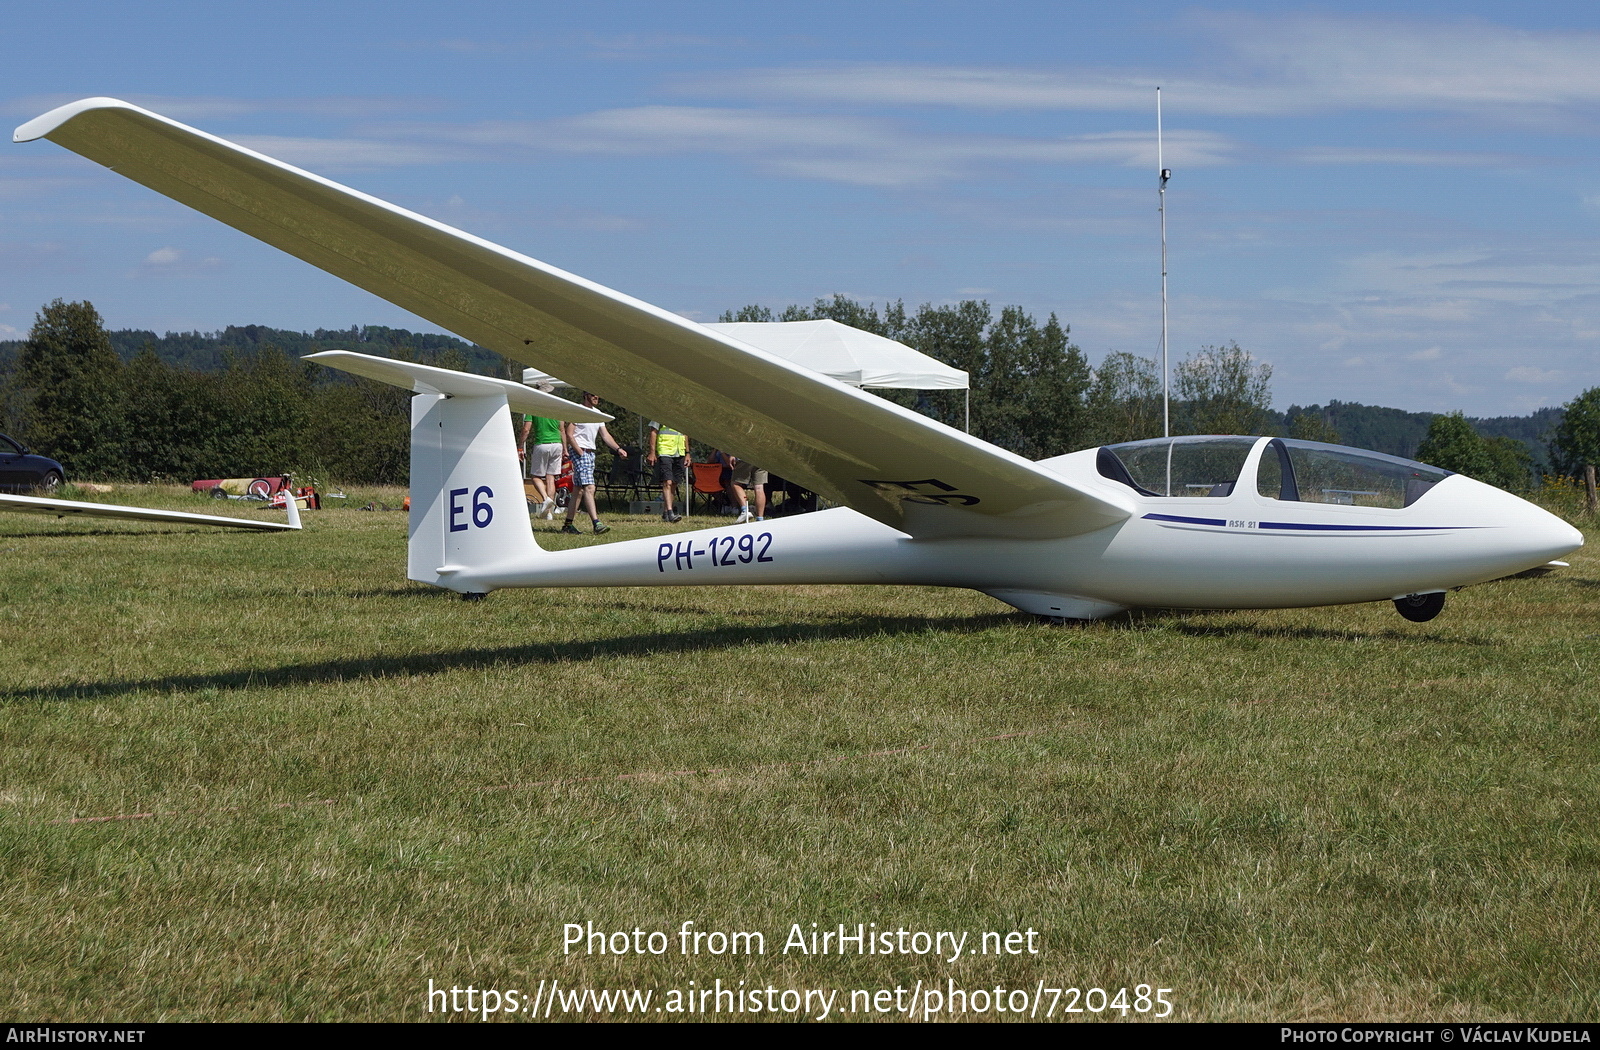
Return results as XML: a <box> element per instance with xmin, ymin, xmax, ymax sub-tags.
<box><xmin>1394</xmin><ymin>592</ymin><xmax>1446</xmax><ymax>622</ymax></box>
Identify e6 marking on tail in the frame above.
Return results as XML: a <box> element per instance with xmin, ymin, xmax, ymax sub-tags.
<box><xmin>449</xmin><ymin>486</ymin><xmax>495</xmax><ymax>533</ymax></box>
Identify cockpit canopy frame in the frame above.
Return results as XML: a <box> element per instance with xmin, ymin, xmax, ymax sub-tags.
<box><xmin>1097</xmin><ymin>435</ymin><xmax>1451</xmax><ymax>509</ymax></box>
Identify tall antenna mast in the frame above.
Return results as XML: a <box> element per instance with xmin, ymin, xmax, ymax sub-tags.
<box><xmin>1158</xmin><ymin>86</ymin><xmax>1171</xmax><ymax>439</ymax></box>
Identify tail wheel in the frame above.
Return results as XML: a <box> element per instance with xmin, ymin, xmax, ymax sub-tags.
<box><xmin>1394</xmin><ymin>592</ymin><xmax>1445</xmax><ymax>622</ymax></box>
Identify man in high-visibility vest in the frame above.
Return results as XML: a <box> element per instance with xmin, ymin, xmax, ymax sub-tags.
<box><xmin>647</xmin><ymin>420</ymin><xmax>689</xmax><ymax>523</ymax></box>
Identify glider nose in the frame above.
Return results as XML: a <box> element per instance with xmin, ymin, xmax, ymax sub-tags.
<box><xmin>1536</xmin><ymin>513</ymin><xmax>1585</xmax><ymax>563</ymax></box>
<box><xmin>1489</xmin><ymin>483</ymin><xmax>1585</xmax><ymax>565</ymax></box>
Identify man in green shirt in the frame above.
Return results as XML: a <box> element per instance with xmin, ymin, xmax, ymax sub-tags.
<box><xmin>518</xmin><ymin>410</ymin><xmax>566</xmax><ymax>520</ymax></box>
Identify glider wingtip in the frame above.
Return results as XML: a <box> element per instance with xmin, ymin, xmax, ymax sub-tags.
<box><xmin>14</xmin><ymin>97</ymin><xmax>139</xmax><ymax>143</ymax></box>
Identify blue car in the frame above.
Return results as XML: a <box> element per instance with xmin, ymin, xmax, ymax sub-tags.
<box><xmin>0</xmin><ymin>433</ymin><xmax>65</xmax><ymax>494</ymax></box>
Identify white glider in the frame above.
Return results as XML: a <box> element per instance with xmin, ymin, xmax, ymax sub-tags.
<box><xmin>0</xmin><ymin>491</ymin><xmax>301</xmax><ymax>530</ymax></box>
<box><xmin>16</xmin><ymin>98</ymin><xmax>1584</xmax><ymax>620</ymax></box>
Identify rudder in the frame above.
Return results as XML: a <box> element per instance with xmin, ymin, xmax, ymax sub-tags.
<box><xmin>409</xmin><ymin>391</ymin><xmax>540</xmax><ymax>592</ymax></box>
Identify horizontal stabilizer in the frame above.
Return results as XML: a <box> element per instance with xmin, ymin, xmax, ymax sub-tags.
<box><xmin>306</xmin><ymin>351</ymin><xmax>611</xmax><ymax>421</ymax></box>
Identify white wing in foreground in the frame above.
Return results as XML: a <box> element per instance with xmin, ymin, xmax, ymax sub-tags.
<box><xmin>0</xmin><ymin>493</ymin><xmax>300</xmax><ymax>531</ymax></box>
<box><xmin>16</xmin><ymin>98</ymin><xmax>1130</xmax><ymax>539</ymax></box>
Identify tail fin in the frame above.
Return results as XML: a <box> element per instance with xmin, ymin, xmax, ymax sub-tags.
<box><xmin>408</xmin><ymin>390</ymin><xmax>539</xmax><ymax>589</ymax></box>
<box><xmin>305</xmin><ymin>351</ymin><xmax>611</xmax><ymax>593</ymax></box>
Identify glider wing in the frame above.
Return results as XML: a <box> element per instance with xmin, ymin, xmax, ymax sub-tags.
<box><xmin>17</xmin><ymin>98</ymin><xmax>1130</xmax><ymax>538</ymax></box>
<box><xmin>0</xmin><ymin>492</ymin><xmax>300</xmax><ymax>530</ymax></box>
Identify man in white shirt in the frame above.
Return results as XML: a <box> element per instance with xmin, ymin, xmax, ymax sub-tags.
<box><xmin>561</xmin><ymin>392</ymin><xmax>628</xmax><ymax>535</ymax></box>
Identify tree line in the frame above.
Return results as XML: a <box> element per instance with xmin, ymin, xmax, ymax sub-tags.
<box><xmin>2</xmin><ymin>297</ymin><xmax>1596</xmax><ymax>505</ymax></box>
<box><xmin>0</xmin><ymin>300</ymin><xmax>468</xmax><ymax>484</ymax></box>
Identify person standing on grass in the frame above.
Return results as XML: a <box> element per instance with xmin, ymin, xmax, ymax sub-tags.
<box><xmin>562</xmin><ymin>392</ymin><xmax>627</xmax><ymax>535</ymax></box>
<box><xmin>646</xmin><ymin>419</ymin><xmax>689</xmax><ymax>523</ymax></box>
<box><xmin>518</xmin><ymin>382</ymin><xmax>564</xmax><ymax>520</ymax></box>
<box><xmin>726</xmin><ymin>455</ymin><xmax>767</xmax><ymax>523</ymax></box>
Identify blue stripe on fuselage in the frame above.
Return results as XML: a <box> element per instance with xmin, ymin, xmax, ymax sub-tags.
<box><xmin>1141</xmin><ymin>513</ymin><xmax>1476</xmax><ymax>532</ymax></box>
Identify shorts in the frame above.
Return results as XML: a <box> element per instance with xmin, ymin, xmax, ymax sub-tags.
<box><xmin>729</xmin><ymin>460</ymin><xmax>768</xmax><ymax>488</ymax></box>
<box><xmin>654</xmin><ymin>455</ymin><xmax>686</xmax><ymax>484</ymax></box>
<box><xmin>531</xmin><ymin>443</ymin><xmax>563</xmax><ymax>478</ymax></box>
<box><xmin>571</xmin><ymin>449</ymin><xmax>596</xmax><ymax>487</ymax></box>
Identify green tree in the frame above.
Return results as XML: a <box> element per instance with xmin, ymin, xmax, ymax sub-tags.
<box><xmin>1084</xmin><ymin>352</ymin><xmax>1162</xmax><ymax>446</ymax></box>
<box><xmin>14</xmin><ymin>300</ymin><xmax>124</xmax><ymax>476</ymax></box>
<box><xmin>1549</xmin><ymin>386</ymin><xmax>1600</xmax><ymax>512</ymax></box>
<box><xmin>806</xmin><ymin>294</ymin><xmax>907</xmax><ymax>340</ymax></box>
<box><xmin>216</xmin><ymin>345</ymin><xmax>314</xmax><ymax>477</ymax></box>
<box><xmin>306</xmin><ymin>374</ymin><xmax>412</xmax><ymax>484</ymax></box>
<box><xmin>1173</xmin><ymin>342</ymin><xmax>1273</xmax><ymax>436</ymax></box>
<box><xmin>117</xmin><ymin>346</ymin><xmax>230</xmax><ymax>481</ymax></box>
<box><xmin>719</xmin><ymin>304</ymin><xmax>775</xmax><ymax>323</ymax></box>
<box><xmin>1549</xmin><ymin>387</ymin><xmax>1600</xmax><ymax>477</ymax></box>
<box><xmin>963</xmin><ymin>307</ymin><xmax>1084</xmax><ymax>457</ymax></box>
<box><xmin>1415</xmin><ymin>411</ymin><xmax>1493</xmax><ymax>479</ymax></box>
<box><xmin>1286</xmin><ymin>407</ymin><xmax>1341</xmax><ymax>444</ymax></box>
<box><xmin>1481</xmin><ymin>435</ymin><xmax>1534</xmax><ymax>492</ymax></box>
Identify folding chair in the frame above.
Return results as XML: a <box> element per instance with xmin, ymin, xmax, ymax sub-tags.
<box><xmin>690</xmin><ymin>461</ymin><xmax>728</xmax><ymax>516</ymax></box>
<box><xmin>601</xmin><ymin>447</ymin><xmax>646</xmax><ymax>508</ymax></box>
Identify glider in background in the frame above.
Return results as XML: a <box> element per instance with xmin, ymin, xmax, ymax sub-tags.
<box><xmin>0</xmin><ymin>491</ymin><xmax>301</xmax><ymax>531</ymax></box>
<box><xmin>15</xmin><ymin>99</ymin><xmax>1583</xmax><ymax>620</ymax></box>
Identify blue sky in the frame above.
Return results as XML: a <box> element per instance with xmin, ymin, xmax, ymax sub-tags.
<box><xmin>4</xmin><ymin>1</ymin><xmax>1599</xmax><ymax>416</ymax></box>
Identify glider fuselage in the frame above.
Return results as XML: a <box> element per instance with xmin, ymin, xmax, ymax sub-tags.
<box><xmin>417</xmin><ymin>434</ymin><xmax>1580</xmax><ymax>619</ymax></box>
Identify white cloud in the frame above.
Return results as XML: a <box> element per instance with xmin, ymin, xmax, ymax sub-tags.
<box><xmin>4</xmin><ymin>95</ymin><xmax>434</xmax><ymax>122</ymax></box>
<box><xmin>1288</xmin><ymin>147</ymin><xmax>1519</xmax><ymax>168</ymax></box>
<box><xmin>128</xmin><ymin>248</ymin><xmax>223</xmax><ymax>280</ymax></box>
<box><xmin>230</xmin><ymin>135</ymin><xmax>461</xmax><ymax>172</ymax></box>
<box><xmin>401</xmin><ymin>107</ymin><xmax>1237</xmax><ymax>187</ymax></box>
<box><xmin>1505</xmin><ymin>366</ymin><xmax>1562</xmax><ymax>383</ymax></box>
<box><xmin>1338</xmin><ymin>250</ymin><xmax>1600</xmax><ymax>304</ymax></box>
<box><xmin>682</xmin><ymin>14</ymin><xmax>1600</xmax><ymax>126</ymax></box>
<box><xmin>1211</xmin><ymin>13</ymin><xmax>1600</xmax><ymax>122</ymax></box>
<box><xmin>1407</xmin><ymin>347</ymin><xmax>1444</xmax><ymax>361</ymax></box>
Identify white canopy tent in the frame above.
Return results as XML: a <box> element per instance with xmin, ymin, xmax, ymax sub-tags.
<box><xmin>524</xmin><ymin>319</ymin><xmax>972</xmax><ymax>437</ymax></box>
<box><xmin>520</xmin><ymin>369</ymin><xmax>571</xmax><ymax>388</ymax></box>
<box><xmin>704</xmin><ymin>320</ymin><xmax>972</xmax><ymax>431</ymax></box>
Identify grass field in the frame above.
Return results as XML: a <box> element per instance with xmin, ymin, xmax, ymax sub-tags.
<box><xmin>1</xmin><ymin>485</ymin><xmax>1596</xmax><ymax>1022</ymax></box>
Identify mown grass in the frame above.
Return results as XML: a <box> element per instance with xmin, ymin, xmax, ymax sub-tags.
<box><xmin>1</xmin><ymin>486</ymin><xmax>1596</xmax><ymax>1021</ymax></box>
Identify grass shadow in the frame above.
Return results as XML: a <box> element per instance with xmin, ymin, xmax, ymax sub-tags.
<box><xmin>334</xmin><ymin>585</ymin><xmax>457</xmax><ymax>599</ymax></box>
<box><xmin>0</xmin><ymin>526</ymin><xmax>265</xmax><ymax>539</ymax></box>
<box><xmin>1117</xmin><ymin>608</ymin><xmax>1491</xmax><ymax>646</ymax></box>
<box><xmin>0</xmin><ymin>612</ymin><xmax>1020</xmax><ymax>705</ymax></box>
